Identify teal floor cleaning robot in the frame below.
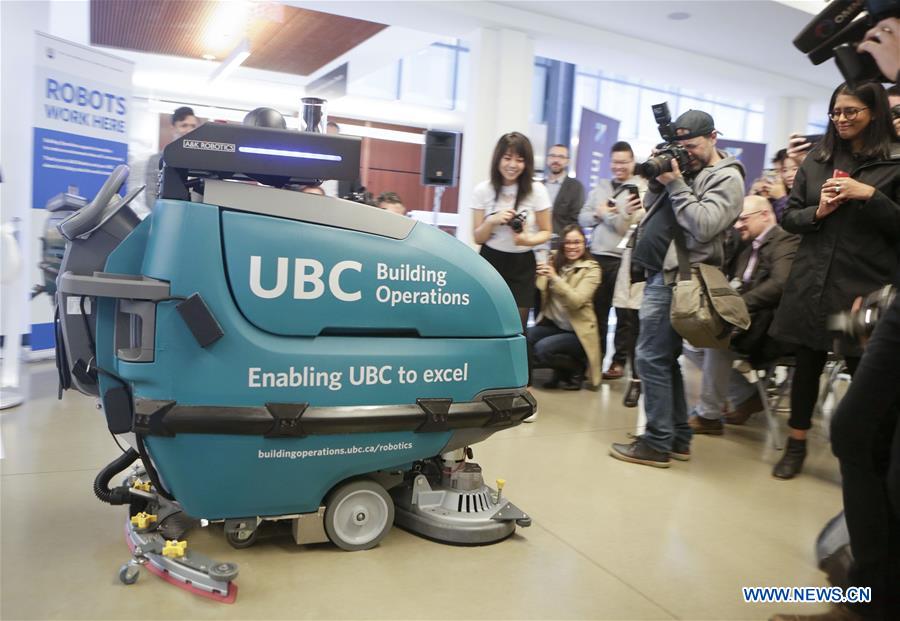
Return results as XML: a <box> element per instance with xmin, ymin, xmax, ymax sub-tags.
<box><xmin>55</xmin><ymin>114</ymin><xmax>534</xmax><ymax>601</ymax></box>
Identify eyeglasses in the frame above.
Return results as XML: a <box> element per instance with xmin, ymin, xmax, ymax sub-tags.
<box><xmin>829</xmin><ymin>107</ymin><xmax>868</xmax><ymax>121</ymax></box>
<box><xmin>737</xmin><ymin>210</ymin><xmax>765</xmax><ymax>222</ymax></box>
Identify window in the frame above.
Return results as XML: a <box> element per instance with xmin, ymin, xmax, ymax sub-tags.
<box><xmin>348</xmin><ymin>62</ymin><xmax>400</xmax><ymax>100</ymax></box>
<box><xmin>532</xmin><ymin>63</ymin><xmax>549</xmax><ymax>124</ymax></box>
<box><xmin>400</xmin><ymin>44</ymin><xmax>456</xmax><ymax>108</ymax></box>
<box><xmin>346</xmin><ymin>41</ymin><xmax>469</xmax><ymax>111</ymax></box>
<box><xmin>570</xmin><ymin>67</ymin><xmax>767</xmax><ymax>154</ymax></box>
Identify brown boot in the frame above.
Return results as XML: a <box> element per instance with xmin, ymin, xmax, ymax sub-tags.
<box><xmin>688</xmin><ymin>415</ymin><xmax>724</xmax><ymax>435</ymax></box>
<box><xmin>602</xmin><ymin>362</ymin><xmax>625</xmax><ymax>380</ymax></box>
<box><xmin>769</xmin><ymin>603</ymin><xmax>864</xmax><ymax>620</ymax></box>
<box><xmin>723</xmin><ymin>392</ymin><xmax>764</xmax><ymax>425</ymax></box>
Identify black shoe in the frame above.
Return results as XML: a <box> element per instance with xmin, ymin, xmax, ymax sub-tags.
<box><xmin>542</xmin><ymin>371</ymin><xmax>561</xmax><ymax>390</ymax></box>
<box><xmin>560</xmin><ymin>374</ymin><xmax>584</xmax><ymax>391</ymax></box>
<box><xmin>773</xmin><ymin>437</ymin><xmax>807</xmax><ymax>480</ymax></box>
<box><xmin>609</xmin><ymin>439</ymin><xmax>671</xmax><ymax>468</ymax></box>
<box><xmin>623</xmin><ymin>379</ymin><xmax>641</xmax><ymax>408</ymax></box>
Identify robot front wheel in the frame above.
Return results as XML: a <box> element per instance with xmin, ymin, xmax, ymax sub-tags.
<box><xmin>324</xmin><ymin>479</ymin><xmax>395</xmax><ymax>551</ymax></box>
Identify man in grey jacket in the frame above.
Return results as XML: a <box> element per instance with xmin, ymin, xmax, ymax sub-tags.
<box><xmin>609</xmin><ymin>110</ymin><xmax>745</xmax><ymax>468</ymax></box>
<box><xmin>579</xmin><ymin>141</ymin><xmax>645</xmax><ymax>380</ymax></box>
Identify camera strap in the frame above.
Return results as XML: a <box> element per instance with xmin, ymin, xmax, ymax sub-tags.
<box><xmin>671</xmin><ymin>225</ymin><xmax>693</xmax><ymax>282</ymax></box>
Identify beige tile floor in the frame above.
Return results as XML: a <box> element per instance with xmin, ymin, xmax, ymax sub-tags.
<box><xmin>1</xmin><ymin>361</ymin><xmax>844</xmax><ymax>620</ymax></box>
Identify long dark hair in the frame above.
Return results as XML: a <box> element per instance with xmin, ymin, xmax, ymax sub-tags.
<box><xmin>553</xmin><ymin>224</ymin><xmax>589</xmax><ymax>273</ymax></box>
<box><xmin>490</xmin><ymin>132</ymin><xmax>535</xmax><ymax>209</ymax></box>
<box><xmin>813</xmin><ymin>81</ymin><xmax>894</xmax><ymax>163</ymax></box>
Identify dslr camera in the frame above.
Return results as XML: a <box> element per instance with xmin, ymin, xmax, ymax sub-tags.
<box><xmin>828</xmin><ymin>285</ymin><xmax>896</xmax><ymax>341</ymax></box>
<box><xmin>508</xmin><ymin>211</ymin><xmax>527</xmax><ymax>233</ymax></box>
<box><xmin>637</xmin><ymin>102</ymin><xmax>694</xmax><ymax>181</ymax></box>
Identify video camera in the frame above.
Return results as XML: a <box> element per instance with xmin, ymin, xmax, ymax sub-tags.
<box><xmin>794</xmin><ymin>0</ymin><xmax>900</xmax><ymax>85</ymax></box>
<box><xmin>636</xmin><ymin>102</ymin><xmax>694</xmax><ymax>181</ymax></box>
<box><xmin>828</xmin><ymin>285</ymin><xmax>897</xmax><ymax>340</ymax></box>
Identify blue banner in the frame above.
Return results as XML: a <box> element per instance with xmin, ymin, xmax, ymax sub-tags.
<box><xmin>31</xmin><ymin>127</ymin><xmax>127</xmax><ymax>211</ymax></box>
<box><xmin>575</xmin><ymin>108</ymin><xmax>620</xmax><ymax>194</ymax></box>
<box><xmin>29</xmin><ymin>33</ymin><xmax>133</xmax><ymax>350</ymax></box>
<box><xmin>717</xmin><ymin>138</ymin><xmax>768</xmax><ymax>193</ymax></box>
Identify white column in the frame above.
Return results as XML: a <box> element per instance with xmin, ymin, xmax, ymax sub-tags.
<box><xmin>456</xmin><ymin>28</ymin><xmax>534</xmax><ymax>246</ymax></box>
<box><xmin>1</xmin><ymin>1</ymin><xmax>50</xmax><ymax>367</ymax></box>
<box><xmin>763</xmin><ymin>96</ymin><xmax>812</xmax><ymax>161</ymax></box>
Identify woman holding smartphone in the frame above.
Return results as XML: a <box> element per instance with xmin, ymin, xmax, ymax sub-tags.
<box><xmin>473</xmin><ymin>132</ymin><xmax>553</xmax><ymax>330</ymax></box>
<box><xmin>769</xmin><ymin>81</ymin><xmax>900</xmax><ymax>481</ymax></box>
<box><xmin>528</xmin><ymin>224</ymin><xmax>601</xmax><ymax>390</ymax></box>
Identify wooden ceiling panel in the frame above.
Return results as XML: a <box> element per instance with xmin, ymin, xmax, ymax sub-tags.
<box><xmin>91</xmin><ymin>1</ymin><xmax>220</xmax><ymax>58</ymax></box>
<box><xmin>89</xmin><ymin>0</ymin><xmax>386</xmax><ymax>76</ymax></box>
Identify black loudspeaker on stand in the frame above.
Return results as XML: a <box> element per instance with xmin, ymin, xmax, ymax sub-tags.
<box><xmin>421</xmin><ymin>130</ymin><xmax>460</xmax><ymax>187</ymax></box>
<box><xmin>421</xmin><ymin>130</ymin><xmax>460</xmax><ymax>226</ymax></box>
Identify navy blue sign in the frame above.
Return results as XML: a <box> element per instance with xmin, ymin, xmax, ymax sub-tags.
<box><xmin>575</xmin><ymin>108</ymin><xmax>620</xmax><ymax>194</ymax></box>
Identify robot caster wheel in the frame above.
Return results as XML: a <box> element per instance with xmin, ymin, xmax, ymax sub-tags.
<box><xmin>119</xmin><ymin>561</ymin><xmax>141</xmax><ymax>585</ymax></box>
<box><xmin>208</xmin><ymin>562</ymin><xmax>239</xmax><ymax>582</ymax></box>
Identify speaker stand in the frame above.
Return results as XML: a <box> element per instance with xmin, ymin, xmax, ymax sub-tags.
<box><xmin>430</xmin><ymin>186</ymin><xmax>446</xmax><ymax>226</ymax></box>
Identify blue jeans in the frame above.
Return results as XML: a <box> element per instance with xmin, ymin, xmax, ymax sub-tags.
<box><xmin>635</xmin><ymin>272</ymin><xmax>691</xmax><ymax>452</ymax></box>
<box><xmin>682</xmin><ymin>345</ymin><xmax>757</xmax><ymax>420</ymax></box>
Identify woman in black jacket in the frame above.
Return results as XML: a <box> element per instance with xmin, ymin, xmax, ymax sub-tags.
<box><xmin>769</xmin><ymin>81</ymin><xmax>900</xmax><ymax>480</ymax></box>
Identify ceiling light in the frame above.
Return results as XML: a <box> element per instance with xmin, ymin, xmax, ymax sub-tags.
<box><xmin>202</xmin><ymin>53</ymin><xmax>217</xmax><ymax>61</ymax></box>
<box><xmin>203</xmin><ymin>0</ymin><xmax>249</xmax><ymax>51</ymax></box>
<box><xmin>667</xmin><ymin>11</ymin><xmax>691</xmax><ymax>20</ymax></box>
<box><xmin>209</xmin><ymin>39</ymin><xmax>251</xmax><ymax>84</ymax></box>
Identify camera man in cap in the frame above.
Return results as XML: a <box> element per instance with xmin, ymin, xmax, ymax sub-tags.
<box><xmin>609</xmin><ymin>109</ymin><xmax>745</xmax><ymax>468</ymax></box>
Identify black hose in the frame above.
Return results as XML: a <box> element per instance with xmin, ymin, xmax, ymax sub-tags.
<box><xmin>135</xmin><ymin>434</ymin><xmax>175</xmax><ymax>501</ymax></box>
<box><xmin>93</xmin><ymin>447</ymin><xmax>139</xmax><ymax>505</ymax></box>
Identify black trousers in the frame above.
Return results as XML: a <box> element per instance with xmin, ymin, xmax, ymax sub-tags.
<box><xmin>592</xmin><ymin>254</ymin><xmax>634</xmax><ymax>367</ymax></box>
<box><xmin>620</xmin><ymin>308</ymin><xmax>639</xmax><ymax>380</ymax></box>
<box><xmin>788</xmin><ymin>345</ymin><xmax>859</xmax><ymax>431</ymax></box>
<box><xmin>831</xmin><ymin>295</ymin><xmax>900</xmax><ymax>620</ymax></box>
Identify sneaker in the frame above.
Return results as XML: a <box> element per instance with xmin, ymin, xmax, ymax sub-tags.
<box><xmin>688</xmin><ymin>415</ymin><xmax>724</xmax><ymax>435</ymax></box>
<box><xmin>623</xmin><ymin>379</ymin><xmax>641</xmax><ymax>408</ymax></box>
<box><xmin>630</xmin><ymin>434</ymin><xmax>690</xmax><ymax>461</ymax></box>
<box><xmin>609</xmin><ymin>439</ymin><xmax>671</xmax><ymax>468</ymax></box>
<box><xmin>602</xmin><ymin>362</ymin><xmax>625</xmax><ymax>380</ymax></box>
<box><xmin>670</xmin><ymin>442</ymin><xmax>691</xmax><ymax>461</ymax></box>
<box><xmin>723</xmin><ymin>393</ymin><xmax>764</xmax><ymax>425</ymax></box>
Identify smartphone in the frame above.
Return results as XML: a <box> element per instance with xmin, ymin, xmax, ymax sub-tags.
<box><xmin>613</xmin><ymin>183</ymin><xmax>639</xmax><ymax>199</ymax></box>
<box><xmin>801</xmin><ymin>134</ymin><xmax>824</xmax><ymax>146</ymax></box>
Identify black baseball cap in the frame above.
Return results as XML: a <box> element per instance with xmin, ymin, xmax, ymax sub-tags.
<box><xmin>673</xmin><ymin>109</ymin><xmax>718</xmax><ymax>140</ymax></box>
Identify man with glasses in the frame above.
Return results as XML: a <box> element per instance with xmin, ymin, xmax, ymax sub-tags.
<box><xmin>579</xmin><ymin>141</ymin><xmax>645</xmax><ymax>381</ymax></box>
<box><xmin>609</xmin><ymin>110</ymin><xmax>745</xmax><ymax>468</ymax></box>
<box><xmin>543</xmin><ymin>144</ymin><xmax>585</xmax><ymax>235</ymax></box>
<box><xmin>684</xmin><ymin>195</ymin><xmax>799</xmax><ymax>435</ymax></box>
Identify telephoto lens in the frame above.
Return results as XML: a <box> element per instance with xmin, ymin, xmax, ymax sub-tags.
<box><xmin>637</xmin><ymin>152</ymin><xmax>675</xmax><ymax>178</ymax></box>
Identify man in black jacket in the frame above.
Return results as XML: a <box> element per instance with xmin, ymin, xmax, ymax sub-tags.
<box><xmin>543</xmin><ymin>144</ymin><xmax>585</xmax><ymax>235</ymax></box>
<box><xmin>686</xmin><ymin>195</ymin><xmax>799</xmax><ymax>435</ymax></box>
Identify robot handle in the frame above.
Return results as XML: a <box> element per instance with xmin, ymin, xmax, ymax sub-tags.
<box><xmin>58</xmin><ymin>165</ymin><xmax>130</xmax><ymax>241</ymax></box>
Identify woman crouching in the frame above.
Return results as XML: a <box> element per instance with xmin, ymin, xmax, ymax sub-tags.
<box><xmin>528</xmin><ymin>224</ymin><xmax>602</xmax><ymax>390</ymax></box>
